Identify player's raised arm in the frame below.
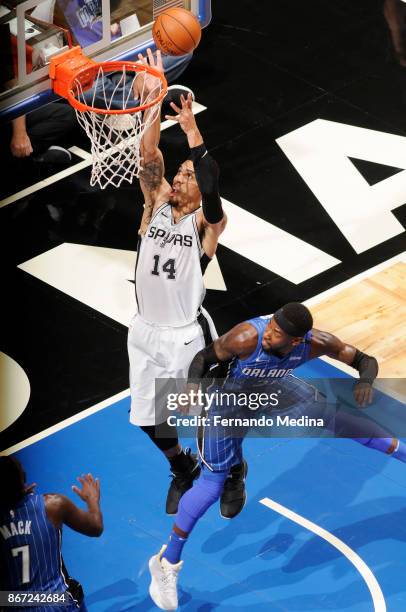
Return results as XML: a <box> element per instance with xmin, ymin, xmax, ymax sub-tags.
<box><xmin>45</xmin><ymin>473</ymin><xmax>103</xmax><ymax>537</ymax></box>
<box><xmin>135</xmin><ymin>49</ymin><xmax>170</xmax><ymax>233</ymax></box>
<box><xmin>166</xmin><ymin>94</ymin><xmax>226</xmax><ymax>257</ymax></box>
<box><xmin>310</xmin><ymin>329</ymin><xmax>379</xmax><ymax>407</ymax></box>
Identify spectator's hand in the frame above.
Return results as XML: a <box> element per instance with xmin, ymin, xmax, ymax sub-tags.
<box><xmin>133</xmin><ymin>48</ymin><xmax>164</xmax><ymax>100</ymax></box>
<box><xmin>110</xmin><ymin>22</ymin><xmax>120</xmax><ymax>36</ymax></box>
<box><xmin>10</xmin><ymin>131</ymin><xmax>33</xmax><ymax>158</ymax></box>
<box><xmin>72</xmin><ymin>473</ymin><xmax>100</xmax><ymax>506</ymax></box>
<box><xmin>353</xmin><ymin>382</ymin><xmax>373</xmax><ymax>407</ymax></box>
<box><xmin>165</xmin><ymin>93</ymin><xmax>197</xmax><ymax>134</ymax></box>
<box><xmin>32</xmin><ymin>48</ymin><xmax>46</xmax><ymax>71</ymax></box>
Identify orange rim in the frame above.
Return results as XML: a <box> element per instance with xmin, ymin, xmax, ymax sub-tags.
<box><xmin>67</xmin><ymin>61</ymin><xmax>168</xmax><ymax>115</ymax></box>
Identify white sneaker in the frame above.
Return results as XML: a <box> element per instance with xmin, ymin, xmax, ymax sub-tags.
<box><xmin>149</xmin><ymin>545</ymin><xmax>183</xmax><ymax>610</ymax></box>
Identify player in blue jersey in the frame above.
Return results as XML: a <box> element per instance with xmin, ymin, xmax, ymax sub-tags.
<box><xmin>147</xmin><ymin>302</ymin><xmax>406</xmax><ymax>610</ymax></box>
<box><xmin>0</xmin><ymin>457</ymin><xmax>103</xmax><ymax>611</ymax></box>
<box><xmin>56</xmin><ymin>0</ymin><xmax>104</xmax><ymax>47</ymax></box>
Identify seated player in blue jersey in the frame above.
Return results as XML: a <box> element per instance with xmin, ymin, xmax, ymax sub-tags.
<box><xmin>56</xmin><ymin>0</ymin><xmax>128</xmax><ymax>47</ymax></box>
<box><xmin>56</xmin><ymin>0</ymin><xmax>104</xmax><ymax>47</ymax></box>
<box><xmin>0</xmin><ymin>457</ymin><xmax>103</xmax><ymax>611</ymax></box>
<box><xmin>147</xmin><ymin>302</ymin><xmax>406</xmax><ymax>611</ymax></box>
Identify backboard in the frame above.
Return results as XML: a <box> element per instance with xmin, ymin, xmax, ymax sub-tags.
<box><xmin>0</xmin><ymin>0</ymin><xmax>211</xmax><ymax>122</ymax></box>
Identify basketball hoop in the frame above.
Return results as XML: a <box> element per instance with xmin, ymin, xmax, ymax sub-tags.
<box><xmin>50</xmin><ymin>47</ymin><xmax>167</xmax><ymax>189</ymax></box>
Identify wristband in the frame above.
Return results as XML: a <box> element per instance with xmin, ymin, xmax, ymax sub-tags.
<box><xmin>351</xmin><ymin>349</ymin><xmax>378</xmax><ymax>385</ymax></box>
<box><xmin>188</xmin><ymin>143</ymin><xmax>207</xmax><ymax>164</ymax></box>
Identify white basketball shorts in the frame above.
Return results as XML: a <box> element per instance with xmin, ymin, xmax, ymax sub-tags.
<box><xmin>128</xmin><ymin>308</ymin><xmax>217</xmax><ymax>426</ymax></box>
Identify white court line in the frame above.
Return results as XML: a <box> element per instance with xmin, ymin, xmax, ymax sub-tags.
<box><xmin>1</xmin><ymin>389</ymin><xmax>130</xmax><ymax>456</ymax></box>
<box><xmin>260</xmin><ymin>497</ymin><xmax>387</xmax><ymax>612</ymax></box>
<box><xmin>0</xmin><ymin>102</ymin><xmax>207</xmax><ymax>210</ymax></box>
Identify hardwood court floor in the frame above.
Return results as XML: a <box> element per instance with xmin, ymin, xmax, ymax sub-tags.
<box><xmin>312</xmin><ymin>260</ymin><xmax>406</xmax><ymax>378</ymax></box>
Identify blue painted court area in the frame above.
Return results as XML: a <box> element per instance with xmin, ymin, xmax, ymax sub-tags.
<box><xmin>16</xmin><ymin>360</ymin><xmax>406</xmax><ymax>612</ymax></box>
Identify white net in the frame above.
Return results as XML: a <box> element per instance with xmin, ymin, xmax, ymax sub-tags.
<box><xmin>72</xmin><ymin>64</ymin><xmax>165</xmax><ymax>189</ymax></box>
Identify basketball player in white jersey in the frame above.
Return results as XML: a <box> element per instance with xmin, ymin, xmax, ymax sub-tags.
<box><xmin>128</xmin><ymin>49</ymin><xmax>228</xmax><ymax>515</ymax></box>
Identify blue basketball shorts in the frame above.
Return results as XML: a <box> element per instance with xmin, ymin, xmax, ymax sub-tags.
<box><xmin>197</xmin><ymin>375</ymin><xmax>333</xmax><ymax>471</ymax></box>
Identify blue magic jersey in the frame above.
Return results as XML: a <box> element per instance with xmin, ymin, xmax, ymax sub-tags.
<box><xmin>227</xmin><ymin>315</ymin><xmax>312</xmax><ymax>383</ymax></box>
<box><xmin>0</xmin><ymin>494</ymin><xmax>77</xmax><ymax>607</ymax></box>
<box><xmin>200</xmin><ymin>316</ymin><xmax>316</xmax><ymax>471</ymax></box>
<box><xmin>57</xmin><ymin>0</ymin><xmax>120</xmax><ymax>48</ymax></box>
<box><xmin>57</xmin><ymin>0</ymin><xmax>102</xmax><ymax>47</ymax></box>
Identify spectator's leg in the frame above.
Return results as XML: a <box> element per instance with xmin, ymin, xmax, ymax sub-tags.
<box><xmin>26</xmin><ymin>102</ymin><xmax>76</xmax><ymax>154</ymax></box>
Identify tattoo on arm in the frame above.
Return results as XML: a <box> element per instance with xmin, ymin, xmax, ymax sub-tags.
<box><xmin>140</xmin><ymin>158</ymin><xmax>164</xmax><ymax>192</ymax></box>
<box><xmin>139</xmin><ymin>201</ymin><xmax>154</xmax><ymax>234</ymax></box>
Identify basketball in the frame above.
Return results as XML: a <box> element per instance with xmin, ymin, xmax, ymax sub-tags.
<box><xmin>152</xmin><ymin>8</ymin><xmax>201</xmax><ymax>56</ymax></box>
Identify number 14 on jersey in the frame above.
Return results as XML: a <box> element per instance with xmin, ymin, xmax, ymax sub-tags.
<box><xmin>151</xmin><ymin>255</ymin><xmax>176</xmax><ymax>280</ymax></box>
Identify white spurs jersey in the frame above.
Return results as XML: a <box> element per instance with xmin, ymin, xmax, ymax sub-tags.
<box><xmin>135</xmin><ymin>203</ymin><xmax>210</xmax><ymax>326</ymax></box>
